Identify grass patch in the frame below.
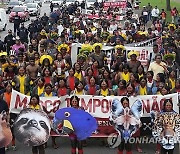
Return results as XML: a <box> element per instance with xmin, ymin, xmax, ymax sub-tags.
<box><xmin>139</xmin><ymin>0</ymin><xmax>180</xmax><ymax>22</ymax></box>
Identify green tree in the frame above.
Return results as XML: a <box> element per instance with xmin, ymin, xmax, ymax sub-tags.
<box><xmin>166</xmin><ymin>0</ymin><xmax>171</xmax><ymax>11</ymax></box>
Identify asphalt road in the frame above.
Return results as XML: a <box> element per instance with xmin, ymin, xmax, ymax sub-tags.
<box><xmin>5</xmin><ymin>136</ymin><xmax>180</xmax><ymax>154</ymax></box>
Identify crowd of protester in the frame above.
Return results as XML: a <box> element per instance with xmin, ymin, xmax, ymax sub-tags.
<box><xmin>0</xmin><ymin>0</ymin><xmax>179</xmax><ymax>154</ymax></box>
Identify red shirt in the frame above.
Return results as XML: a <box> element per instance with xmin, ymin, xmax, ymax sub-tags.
<box><xmin>89</xmin><ymin>86</ymin><xmax>96</xmax><ymax>95</ymax></box>
<box><xmin>58</xmin><ymin>87</ymin><xmax>67</xmax><ymax>96</ymax></box>
<box><xmin>44</xmin><ymin>76</ymin><xmax>51</xmax><ymax>84</ymax></box>
<box><xmin>68</xmin><ymin>76</ymin><xmax>75</xmax><ymax>91</ymax></box>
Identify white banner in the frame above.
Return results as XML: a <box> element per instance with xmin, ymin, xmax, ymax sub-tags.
<box><xmin>125</xmin><ymin>46</ymin><xmax>153</xmax><ymax>66</ymax></box>
<box><xmin>125</xmin><ymin>37</ymin><xmax>157</xmax><ymax>47</ymax></box>
<box><xmin>10</xmin><ymin>90</ymin><xmax>179</xmax><ymax>118</ymax></box>
<box><xmin>70</xmin><ymin>43</ymin><xmax>115</xmax><ymax>66</ymax></box>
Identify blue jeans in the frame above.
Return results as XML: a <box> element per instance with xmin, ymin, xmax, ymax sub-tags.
<box><xmin>0</xmin><ymin>147</ymin><xmax>5</xmax><ymax>154</ymax></box>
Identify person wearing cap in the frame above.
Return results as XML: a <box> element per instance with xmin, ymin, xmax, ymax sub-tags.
<box><xmin>4</xmin><ymin>30</ymin><xmax>15</xmax><ymax>55</ymax></box>
<box><xmin>18</xmin><ymin>23</ymin><xmax>29</xmax><ymax>44</ymax></box>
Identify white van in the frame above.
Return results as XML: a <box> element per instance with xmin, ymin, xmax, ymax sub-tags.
<box><xmin>0</xmin><ymin>8</ymin><xmax>7</xmax><ymax>31</ymax></box>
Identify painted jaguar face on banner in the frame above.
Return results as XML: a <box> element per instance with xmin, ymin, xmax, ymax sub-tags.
<box><xmin>109</xmin><ymin>99</ymin><xmax>142</xmax><ymax>140</ymax></box>
<box><xmin>0</xmin><ymin>111</ymin><xmax>12</xmax><ymax>148</ymax></box>
<box><xmin>14</xmin><ymin>108</ymin><xmax>51</xmax><ymax>146</ymax></box>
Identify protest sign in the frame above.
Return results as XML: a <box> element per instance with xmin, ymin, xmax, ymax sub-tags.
<box><xmin>10</xmin><ymin>90</ymin><xmax>179</xmax><ymax>137</ymax></box>
<box><xmin>125</xmin><ymin>46</ymin><xmax>153</xmax><ymax>66</ymax></box>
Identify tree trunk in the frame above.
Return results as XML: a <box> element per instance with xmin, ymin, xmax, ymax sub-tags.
<box><xmin>166</xmin><ymin>0</ymin><xmax>171</xmax><ymax>11</ymax></box>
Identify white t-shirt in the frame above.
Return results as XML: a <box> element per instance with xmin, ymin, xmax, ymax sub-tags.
<box><xmin>109</xmin><ymin>24</ymin><xmax>118</xmax><ymax>32</ymax></box>
<box><xmin>57</xmin><ymin>25</ymin><xmax>64</xmax><ymax>36</ymax></box>
<box><xmin>151</xmin><ymin>8</ymin><xmax>160</xmax><ymax>17</ymax></box>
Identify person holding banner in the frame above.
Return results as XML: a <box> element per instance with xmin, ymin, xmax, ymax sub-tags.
<box><xmin>96</xmin><ymin>79</ymin><xmax>114</xmax><ymax>96</ymax></box>
<box><xmin>2</xmin><ymin>82</ymin><xmax>17</xmax><ymax>151</ymax></box>
<box><xmin>152</xmin><ymin>99</ymin><xmax>178</xmax><ymax>154</ymax></box>
<box><xmin>40</xmin><ymin>83</ymin><xmax>58</xmax><ymax>149</ymax></box>
<box><xmin>113</xmin><ymin>80</ymin><xmax>127</xmax><ymax>96</ymax></box>
<box><xmin>117</xmin><ymin>97</ymin><xmax>133</xmax><ymax>154</ymax></box>
<box><xmin>28</xmin><ymin>94</ymin><xmax>46</xmax><ymax>154</ymax></box>
<box><xmin>69</xmin><ymin>95</ymin><xmax>84</xmax><ymax>154</ymax></box>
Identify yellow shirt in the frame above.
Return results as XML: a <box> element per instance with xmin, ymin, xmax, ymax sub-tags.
<box><xmin>121</xmin><ymin>72</ymin><xmax>130</xmax><ymax>82</ymax></box>
<box><xmin>138</xmin><ymin>74</ymin><xmax>144</xmax><ymax>79</ymax></box>
<box><xmin>29</xmin><ymin>104</ymin><xmax>40</xmax><ymax>110</ymax></box>
<box><xmin>19</xmin><ymin>75</ymin><xmax>25</xmax><ymax>94</ymax></box>
<box><xmin>139</xmin><ymin>86</ymin><xmax>147</xmax><ymax>95</ymax></box>
<box><xmin>44</xmin><ymin>92</ymin><xmax>53</xmax><ymax>97</ymax></box>
<box><xmin>35</xmin><ymin>59</ymin><xmax>40</xmax><ymax>65</ymax></box>
<box><xmin>74</xmin><ymin>72</ymin><xmax>82</xmax><ymax>81</ymax></box>
<box><xmin>91</xmin><ymin>27</ymin><xmax>96</xmax><ymax>31</ymax></box>
<box><xmin>38</xmin><ymin>86</ymin><xmax>44</xmax><ymax>96</ymax></box>
<box><xmin>101</xmin><ymin>89</ymin><xmax>108</xmax><ymax>96</ymax></box>
<box><xmin>169</xmin><ymin>78</ymin><xmax>175</xmax><ymax>89</ymax></box>
<box><xmin>75</xmin><ymin>90</ymin><xmax>84</xmax><ymax>95</ymax></box>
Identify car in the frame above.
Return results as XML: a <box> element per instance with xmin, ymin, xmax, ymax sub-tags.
<box><xmin>9</xmin><ymin>6</ymin><xmax>30</xmax><ymax>22</ymax></box>
<box><xmin>6</xmin><ymin>0</ymin><xmax>24</xmax><ymax>14</ymax></box>
<box><xmin>26</xmin><ymin>3</ymin><xmax>40</xmax><ymax>16</ymax></box>
<box><xmin>50</xmin><ymin>0</ymin><xmax>62</xmax><ymax>6</ymax></box>
<box><xmin>23</xmin><ymin>0</ymin><xmax>34</xmax><ymax>5</ymax></box>
<box><xmin>65</xmin><ymin>0</ymin><xmax>75</xmax><ymax>6</ymax></box>
<box><xmin>34</xmin><ymin>0</ymin><xmax>43</xmax><ymax>7</ymax></box>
